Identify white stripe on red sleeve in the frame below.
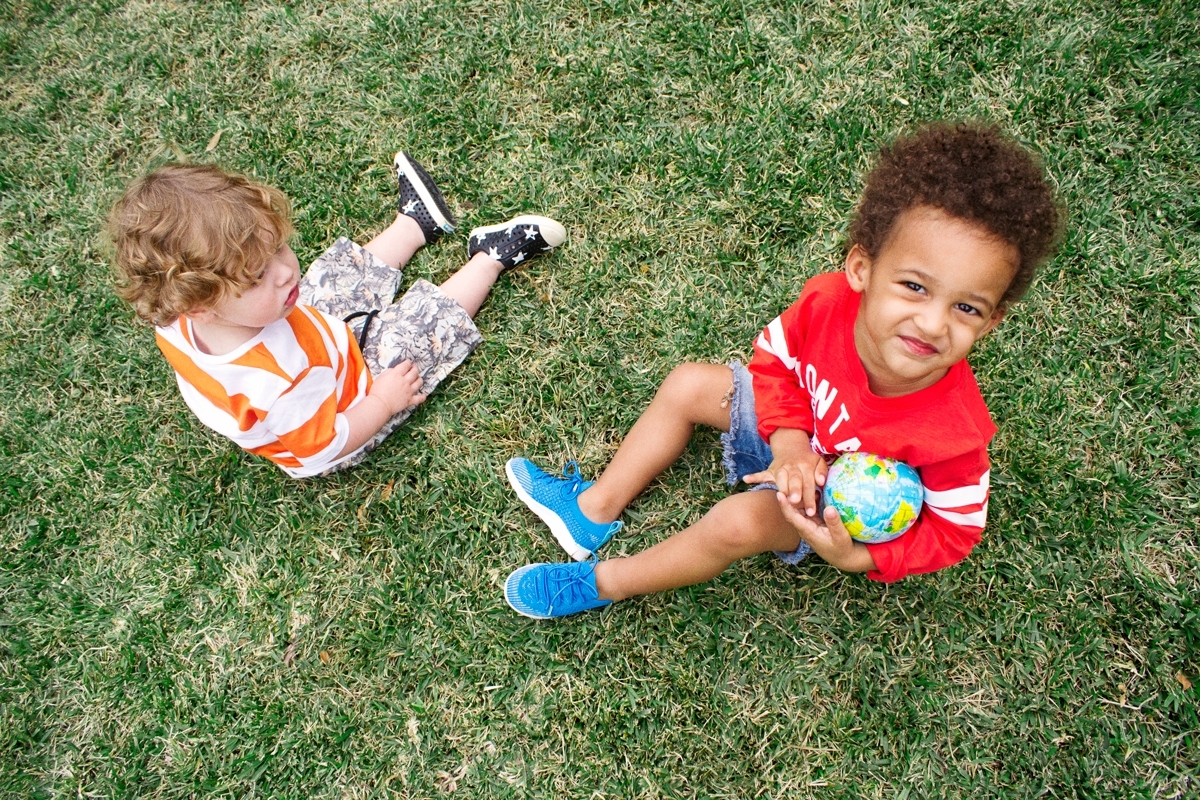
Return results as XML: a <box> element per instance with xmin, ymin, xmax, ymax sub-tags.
<box><xmin>754</xmin><ymin>316</ymin><xmax>797</xmax><ymax>369</ymax></box>
<box><xmin>924</xmin><ymin>470</ymin><xmax>989</xmax><ymax>529</ymax></box>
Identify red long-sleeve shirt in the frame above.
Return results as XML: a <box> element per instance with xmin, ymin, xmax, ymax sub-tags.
<box><xmin>748</xmin><ymin>273</ymin><xmax>996</xmax><ymax>582</ymax></box>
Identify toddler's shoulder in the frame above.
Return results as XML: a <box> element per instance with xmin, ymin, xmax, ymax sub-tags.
<box><xmin>928</xmin><ymin>362</ymin><xmax>997</xmax><ymax>448</ymax></box>
<box><xmin>783</xmin><ymin>271</ymin><xmax>852</xmax><ymax>321</ymax></box>
<box><xmin>798</xmin><ymin>271</ymin><xmax>850</xmax><ymax>303</ymax></box>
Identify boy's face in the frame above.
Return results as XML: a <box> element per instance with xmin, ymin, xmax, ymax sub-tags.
<box><xmin>846</xmin><ymin>206</ymin><xmax>1018</xmax><ymax>397</ymax></box>
<box><xmin>192</xmin><ymin>244</ymin><xmax>301</xmax><ymax>332</ymax></box>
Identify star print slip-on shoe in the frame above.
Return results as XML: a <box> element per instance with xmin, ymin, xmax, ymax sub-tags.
<box><xmin>467</xmin><ymin>215</ymin><xmax>566</xmax><ymax>272</ymax></box>
<box><xmin>394</xmin><ymin>151</ymin><xmax>456</xmax><ymax>243</ymax></box>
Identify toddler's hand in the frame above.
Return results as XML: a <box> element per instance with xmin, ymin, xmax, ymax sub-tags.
<box><xmin>743</xmin><ymin>450</ymin><xmax>828</xmax><ymax>518</ymax></box>
<box><xmin>370</xmin><ymin>360</ymin><xmax>427</xmax><ymax>415</ymax></box>
<box><xmin>781</xmin><ymin>503</ymin><xmax>860</xmax><ymax>570</ymax></box>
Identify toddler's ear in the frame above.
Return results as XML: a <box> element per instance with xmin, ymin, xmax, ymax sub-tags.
<box><xmin>187</xmin><ymin>306</ymin><xmax>216</xmax><ymax>323</ymax></box>
<box><xmin>844</xmin><ymin>244</ymin><xmax>871</xmax><ymax>292</ymax></box>
<box><xmin>979</xmin><ymin>305</ymin><xmax>1008</xmax><ymax>337</ymax></box>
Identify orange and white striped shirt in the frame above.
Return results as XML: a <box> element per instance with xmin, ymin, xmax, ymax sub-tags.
<box><xmin>156</xmin><ymin>305</ymin><xmax>373</xmax><ymax>478</ymax></box>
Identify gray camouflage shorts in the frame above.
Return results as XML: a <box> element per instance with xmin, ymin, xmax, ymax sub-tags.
<box><xmin>298</xmin><ymin>237</ymin><xmax>483</xmax><ymax>471</ymax></box>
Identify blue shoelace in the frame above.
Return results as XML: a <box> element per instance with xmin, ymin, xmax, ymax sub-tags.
<box><xmin>557</xmin><ymin>461</ymin><xmax>586</xmax><ymax>497</ymax></box>
<box><xmin>541</xmin><ymin>559</ymin><xmax>600</xmax><ymax>616</ymax></box>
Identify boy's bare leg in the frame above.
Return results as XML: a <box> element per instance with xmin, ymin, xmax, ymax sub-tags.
<box><xmin>576</xmin><ymin>362</ymin><xmax>735</xmax><ymax>524</ymax></box>
<box><xmin>437</xmin><ymin>252</ymin><xmax>505</xmax><ymax>318</ymax></box>
<box><xmin>363</xmin><ymin>214</ymin><xmax>428</xmax><ymax>271</ymax></box>
<box><xmin>594</xmin><ymin>489</ymin><xmax>802</xmax><ymax>601</ymax></box>
<box><xmin>364</xmin><ymin>214</ymin><xmax>503</xmax><ymax>318</ymax></box>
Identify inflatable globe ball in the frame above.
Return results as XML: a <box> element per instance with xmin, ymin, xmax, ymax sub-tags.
<box><xmin>821</xmin><ymin>452</ymin><xmax>924</xmax><ymax>544</ymax></box>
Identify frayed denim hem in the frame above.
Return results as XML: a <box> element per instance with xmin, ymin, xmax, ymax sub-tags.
<box><xmin>719</xmin><ymin>360</ymin><xmax>777</xmax><ymax>493</ymax></box>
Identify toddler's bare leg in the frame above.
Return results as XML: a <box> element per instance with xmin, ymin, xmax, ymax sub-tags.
<box><xmin>437</xmin><ymin>252</ymin><xmax>504</xmax><ymax>319</ymax></box>
<box><xmin>363</xmin><ymin>214</ymin><xmax>428</xmax><ymax>271</ymax></box>
<box><xmin>577</xmin><ymin>363</ymin><xmax>735</xmax><ymax>524</ymax></box>
<box><xmin>594</xmin><ymin>489</ymin><xmax>801</xmax><ymax>601</ymax></box>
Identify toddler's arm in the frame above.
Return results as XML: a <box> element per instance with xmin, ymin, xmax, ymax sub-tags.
<box><xmin>336</xmin><ymin>360</ymin><xmax>427</xmax><ymax>458</ymax></box>
<box><xmin>745</xmin><ymin>427</ymin><xmax>876</xmax><ymax>572</ymax></box>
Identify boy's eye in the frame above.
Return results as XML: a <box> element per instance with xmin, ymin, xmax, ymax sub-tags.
<box><xmin>903</xmin><ymin>281</ymin><xmax>925</xmax><ymax>293</ymax></box>
<box><xmin>955</xmin><ymin>302</ymin><xmax>979</xmax><ymax>315</ymax></box>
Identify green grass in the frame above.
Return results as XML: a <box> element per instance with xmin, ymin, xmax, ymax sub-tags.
<box><xmin>2</xmin><ymin>0</ymin><xmax>1198</xmax><ymax>796</ymax></box>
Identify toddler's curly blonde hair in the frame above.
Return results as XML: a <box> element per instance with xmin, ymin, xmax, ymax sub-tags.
<box><xmin>109</xmin><ymin>164</ymin><xmax>293</xmax><ymax>326</ymax></box>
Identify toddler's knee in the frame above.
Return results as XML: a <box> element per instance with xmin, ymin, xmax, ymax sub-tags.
<box><xmin>705</xmin><ymin>500</ymin><xmax>776</xmax><ymax>556</ymax></box>
<box><xmin>659</xmin><ymin>362</ymin><xmax>729</xmax><ymax>410</ymax></box>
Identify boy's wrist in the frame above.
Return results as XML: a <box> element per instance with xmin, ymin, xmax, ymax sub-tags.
<box><xmin>769</xmin><ymin>428</ymin><xmax>817</xmax><ymax>464</ymax></box>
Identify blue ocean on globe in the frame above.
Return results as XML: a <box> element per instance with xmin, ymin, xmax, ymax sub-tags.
<box><xmin>822</xmin><ymin>452</ymin><xmax>924</xmax><ymax>544</ymax></box>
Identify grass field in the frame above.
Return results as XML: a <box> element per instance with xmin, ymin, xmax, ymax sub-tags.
<box><xmin>2</xmin><ymin>0</ymin><xmax>1198</xmax><ymax>797</ymax></box>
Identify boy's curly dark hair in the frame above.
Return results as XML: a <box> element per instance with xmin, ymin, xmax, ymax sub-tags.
<box><xmin>849</xmin><ymin>122</ymin><xmax>1062</xmax><ymax>305</ymax></box>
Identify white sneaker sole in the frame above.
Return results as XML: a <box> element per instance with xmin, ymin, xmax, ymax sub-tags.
<box><xmin>503</xmin><ymin>566</ymin><xmax>553</xmax><ymax>619</ymax></box>
<box><xmin>393</xmin><ymin>151</ymin><xmax>455</xmax><ymax>234</ymax></box>
<box><xmin>505</xmin><ymin>459</ymin><xmax>592</xmax><ymax>562</ymax></box>
<box><xmin>469</xmin><ymin>215</ymin><xmax>567</xmax><ymax>248</ymax></box>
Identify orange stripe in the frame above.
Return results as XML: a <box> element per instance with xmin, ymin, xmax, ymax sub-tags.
<box><xmin>286</xmin><ymin>308</ymin><xmax>334</xmax><ymax>370</ymax></box>
<box><xmin>231</xmin><ymin>342</ymin><xmax>294</xmax><ymax>383</ymax></box>
<box><xmin>275</xmin><ymin>378</ymin><xmax>339</xmax><ymax>458</ymax></box>
<box><xmin>156</xmin><ymin>333</ymin><xmax>268</xmax><ymax>432</ymax></box>
<box><xmin>179</xmin><ymin>317</ymin><xmax>195</xmax><ymax>347</ymax></box>
<box><xmin>337</xmin><ymin>336</ymin><xmax>368</xmax><ymax>412</ymax></box>
<box><xmin>247</xmin><ymin>440</ymin><xmax>303</xmax><ymax>468</ymax></box>
<box><xmin>309</xmin><ymin>307</ymin><xmax>340</xmax><ymax>344</ymax></box>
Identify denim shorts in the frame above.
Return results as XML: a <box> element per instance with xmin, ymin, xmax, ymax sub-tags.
<box><xmin>719</xmin><ymin>361</ymin><xmax>813</xmax><ymax>565</ymax></box>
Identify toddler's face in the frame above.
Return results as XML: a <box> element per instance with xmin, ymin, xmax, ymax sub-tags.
<box><xmin>202</xmin><ymin>244</ymin><xmax>301</xmax><ymax>331</ymax></box>
<box><xmin>846</xmin><ymin>206</ymin><xmax>1017</xmax><ymax>397</ymax></box>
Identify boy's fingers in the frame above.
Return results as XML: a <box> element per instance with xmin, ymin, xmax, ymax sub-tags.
<box><xmin>778</xmin><ymin>466</ymin><xmax>795</xmax><ymax>499</ymax></box>
<box><xmin>777</xmin><ymin>492</ymin><xmax>811</xmax><ymax>531</ymax></box>
<box><xmin>815</xmin><ymin>459</ymin><xmax>829</xmax><ymax>487</ymax></box>
<box><xmin>742</xmin><ymin>471</ymin><xmax>769</xmax><ymax>484</ymax></box>
<box><xmin>780</xmin><ymin>466</ymin><xmax>806</xmax><ymax>510</ymax></box>
<box><xmin>803</xmin><ymin>478</ymin><xmax>819</xmax><ymax>518</ymax></box>
<box><xmin>823</xmin><ymin>506</ymin><xmax>851</xmax><ymax>540</ymax></box>
<box><xmin>772</xmin><ymin>465</ymin><xmax>788</xmax><ymax>495</ymax></box>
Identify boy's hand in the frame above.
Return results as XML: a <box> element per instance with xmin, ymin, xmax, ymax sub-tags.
<box><xmin>743</xmin><ymin>428</ymin><xmax>828</xmax><ymax>518</ymax></box>
<box><xmin>370</xmin><ymin>360</ymin><xmax>427</xmax><ymax>415</ymax></box>
<box><xmin>782</xmin><ymin>503</ymin><xmax>875</xmax><ymax>573</ymax></box>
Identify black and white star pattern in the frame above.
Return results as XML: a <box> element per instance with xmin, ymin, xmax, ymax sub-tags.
<box><xmin>394</xmin><ymin>151</ymin><xmax>457</xmax><ymax>244</ymax></box>
<box><xmin>467</xmin><ymin>215</ymin><xmax>566</xmax><ymax>272</ymax></box>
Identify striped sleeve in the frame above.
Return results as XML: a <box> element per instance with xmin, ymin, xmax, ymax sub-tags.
<box><xmin>866</xmin><ymin>448</ymin><xmax>990</xmax><ymax>582</ymax></box>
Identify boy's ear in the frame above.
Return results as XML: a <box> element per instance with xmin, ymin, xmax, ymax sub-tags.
<box><xmin>979</xmin><ymin>305</ymin><xmax>1008</xmax><ymax>338</ymax></box>
<box><xmin>844</xmin><ymin>244</ymin><xmax>871</xmax><ymax>292</ymax></box>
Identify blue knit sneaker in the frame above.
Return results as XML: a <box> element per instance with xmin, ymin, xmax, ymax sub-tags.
<box><xmin>506</xmin><ymin>458</ymin><xmax>624</xmax><ymax>560</ymax></box>
<box><xmin>504</xmin><ymin>560</ymin><xmax>611</xmax><ymax>619</ymax></box>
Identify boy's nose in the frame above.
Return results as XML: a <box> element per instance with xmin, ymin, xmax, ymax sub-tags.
<box><xmin>915</xmin><ymin>306</ymin><xmax>949</xmax><ymax>337</ymax></box>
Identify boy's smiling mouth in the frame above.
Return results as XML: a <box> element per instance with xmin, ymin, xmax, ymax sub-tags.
<box><xmin>285</xmin><ymin>285</ymin><xmax>299</xmax><ymax>308</ymax></box>
<box><xmin>899</xmin><ymin>335</ymin><xmax>938</xmax><ymax>356</ymax></box>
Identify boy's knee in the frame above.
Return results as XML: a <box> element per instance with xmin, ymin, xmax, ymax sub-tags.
<box><xmin>704</xmin><ymin>497</ymin><xmax>778</xmax><ymax>556</ymax></box>
<box><xmin>659</xmin><ymin>362</ymin><xmax>731</xmax><ymax>411</ymax></box>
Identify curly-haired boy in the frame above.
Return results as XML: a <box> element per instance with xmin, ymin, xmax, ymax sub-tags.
<box><xmin>501</xmin><ymin>122</ymin><xmax>1062</xmax><ymax>618</ymax></box>
<box><xmin>111</xmin><ymin>154</ymin><xmax>565</xmax><ymax>477</ymax></box>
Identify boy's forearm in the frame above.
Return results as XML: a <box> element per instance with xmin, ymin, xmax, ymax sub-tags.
<box><xmin>768</xmin><ymin>427</ymin><xmax>814</xmax><ymax>461</ymax></box>
<box><xmin>814</xmin><ymin>541</ymin><xmax>877</xmax><ymax>573</ymax></box>
<box><xmin>337</xmin><ymin>396</ymin><xmax>393</xmax><ymax>458</ymax></box>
